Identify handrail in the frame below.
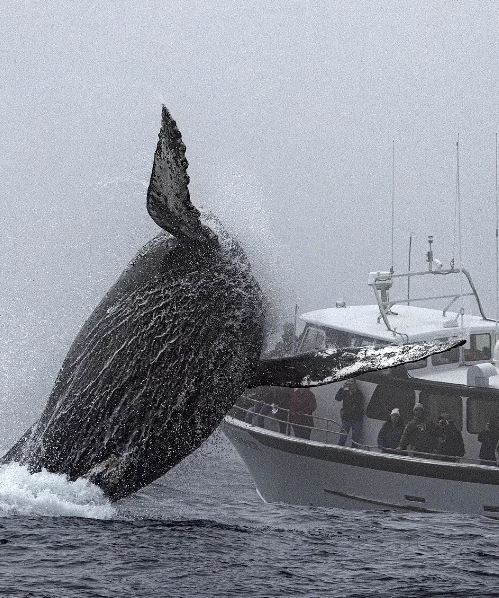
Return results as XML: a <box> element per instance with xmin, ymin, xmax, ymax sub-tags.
<box><xmin>239</xmin><ymin>397</ymin><xmax>343</xmax><ymax>431</ymax></box>
<box><xmin>230</xmin><ymin>399</ymin><xmax>497</xmax><ymax>468</ymax></box>
<box><xmin>368</xmin><ymin>267</ymin><xmax>492</xmax><ymax>337</ymax></box>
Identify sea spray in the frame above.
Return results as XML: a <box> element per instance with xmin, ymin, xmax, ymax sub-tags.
<box><xmin>0</xmin><ymin>463</ymin><xmax>115</xmax><ymax>519</ymax></box>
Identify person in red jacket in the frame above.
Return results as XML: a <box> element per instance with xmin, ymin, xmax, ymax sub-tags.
<box><xmin>289</xmin><ymin>388</ymin><xmax>317</xmax><ymax>440</ymax></box>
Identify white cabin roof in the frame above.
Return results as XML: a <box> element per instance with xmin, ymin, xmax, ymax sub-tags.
<box><xmin>300</xmin><ymin>304</ymin><xmax>493</xmax><ymax>343</ymax></box>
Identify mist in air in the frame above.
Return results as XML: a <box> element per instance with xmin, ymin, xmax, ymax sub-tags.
<box><xmin>0</xmin><ymin>1</ymin><xmax>498</xmax><ymax>444</ymax></box>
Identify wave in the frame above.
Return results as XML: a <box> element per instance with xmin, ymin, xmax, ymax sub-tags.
<box><xmin>0</xmin><ymin>462</ymin><xmax>115</xmax><ymax>519</ymax></box>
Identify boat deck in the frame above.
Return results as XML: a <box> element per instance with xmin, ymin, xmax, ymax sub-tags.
<box><xmin>228</xmin><ymin>398</ymin><xmax>498</xmax><ymax>469</ymax></box>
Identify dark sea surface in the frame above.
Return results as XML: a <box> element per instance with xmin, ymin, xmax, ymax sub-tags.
<box><xmin>1</xmin><ymin>432</ymin><xmax>499</xmax><ymax>598</ymax></box>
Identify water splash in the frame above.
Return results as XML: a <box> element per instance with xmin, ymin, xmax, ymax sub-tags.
<box><xmin>0</xmin><ymin>463</ymin><xmax>115</xmax><ymax>519</ymax></box>
<box><xmin>196</xmin><ymin>161</ymin><xmax>298</xmax><ymax>333</ymax></box>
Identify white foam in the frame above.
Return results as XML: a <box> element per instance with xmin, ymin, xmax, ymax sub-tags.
<box><xmin>0</xmin><ymin>463</ymin><xmax>115</xmax><ymax>519</ymax></box>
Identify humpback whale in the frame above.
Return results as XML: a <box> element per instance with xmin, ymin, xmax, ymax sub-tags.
<box><xmin>2</xmin><ymin>107</ymin><xmax>462</xmax><ymax>500</ymax></box>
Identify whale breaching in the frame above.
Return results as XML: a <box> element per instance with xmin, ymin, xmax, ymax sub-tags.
<box><xmin>1</xmin><ymin>107</ymin><xmax>462</xmax><ymax>500</ymax></box>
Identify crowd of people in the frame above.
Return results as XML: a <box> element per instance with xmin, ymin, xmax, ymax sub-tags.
<box><xmin>241</xmin><ymin>346</ymin><xmax>499</xmax><ymax>463</ymax></box>
<box><xmin>376</xmin><ymin>403</ymin><xmax>465</xmax><ymax>460</ymax></box>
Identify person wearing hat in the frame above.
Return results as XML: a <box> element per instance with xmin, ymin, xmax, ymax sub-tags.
<box><xmin>377</xmin><ymin>407</ymin><xmax>405</xmax><ymax>451</ymax></box>
<box><xmin>398</xmin><ymin>403</ymin><xmax>439</xmax><ymax>455</ymax></box>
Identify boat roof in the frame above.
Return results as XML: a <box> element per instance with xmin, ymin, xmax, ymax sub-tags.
<box><xmin>300</xmin><ymin>304</ymin><xmax>493</xmax><ymax>342</ymax></box>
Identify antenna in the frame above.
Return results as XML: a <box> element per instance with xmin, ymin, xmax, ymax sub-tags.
<box><xmin>495</xmin><ymin>133</ymin><xmax>498</xmax><ymax>347</ymax></box>
<box><xmin>456</xmin><ymin>135</ymin><xmax>465</xmax><ymax>338</ymax></box>
<box><xmin>293</xmin><ymin>303</ymin><xmax>299</xmax><ymax>355</ymax></box>
<box><xmin>407</xmin><ymin>233</ymin><xmax>413</xmax><ymax>305</ymax></box>
<box><xmin>456</xmin><ymin>136</ymin><xmax>463</xmax><ymax>271</ymax></box>
<box><xmin>390</xmin><ymin>140</ymin><xmax>395</xmax><ymax>274</ymax></box>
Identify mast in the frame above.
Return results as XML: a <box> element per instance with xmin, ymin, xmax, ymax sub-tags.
<box><xmin>456</xmin><ymin>134</ymin><xmax>464</xmax><ymax>329</ymax></box>
<box><xmin>293</xmin><ymin>303</ymin><xmax>299</xmax><ymax>355</ymax></box>
<box><xmin>495</xmin><ymin>132</ymin><xmax>498</xmax><ymax>348</ymax></box>
<box><xmin>407</xmin><ymin>233</ymin><xmax>413</xmax><ymax>305</ymax></box>
<box><xmin>390</xmin><ymin>140</ymin><xmax>395</xmax><ymax>274</ymax></box>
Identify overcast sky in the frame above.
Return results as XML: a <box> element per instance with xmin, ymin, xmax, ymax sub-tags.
<box><xmin>1</xmin><ymin>1</ymin><xmax>498</xmax><ymax>442</ymax></box>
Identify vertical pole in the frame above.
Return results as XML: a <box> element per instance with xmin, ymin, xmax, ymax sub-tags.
<box><xmin>456</xmin><ymin>135</ymin><xmax>464</xmax><ymax>323</ymax></box>
<box><xmin>293</xmin><ymin>303</ymin><xmax>298</xmax><ymax>354</ymax></box>
<box><xmin>391</xmin><ymin>140</ymin><xmax>395</xmax><ymax>274</ymax></box>
<box><xmin>407</xmin><ymin>233</ymin><xmax>412</xmax><ymax>305</ymax></box>
<box><xmin>456</xmin><ymin>135</ymin><xmax>465</xmax><ymax>366</ymax></box>
<box><xmin>495</xmin><ymin>132</ymin><xmax>498</xmax><ymax>350</ymax></box>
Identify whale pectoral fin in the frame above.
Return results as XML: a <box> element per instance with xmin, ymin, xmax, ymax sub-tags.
<box><xmin>147</xmin><ymin>105</ymin><xmax>216</xmax><ymax>245</ymax></box>
<box><xmin>255</xmin><ymin>339</ymin><xmax>465</xmax><ymax>387</ymax></box>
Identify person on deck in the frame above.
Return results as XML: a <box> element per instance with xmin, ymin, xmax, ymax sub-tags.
<box><xmin>478</xmin><ymin>419</ymin><xmax>499</xmax><ymax>465</ymax></box>
<box><xmin>437</xmin><ymin>412</ymin><xmax>465</xmax><ymax>460</ymax></box>
<box><xmin>335</xmin><ymin>379</ymin><xmax>364</xmax><ymax>447</ymax></box>
<box><xmin>377</xmin><ymin>408</ymin><xmax>404</xmax><ymax>451</ymax></box>
<box><xmin>254</xmin><ymin>387</ymin><xmax>292</xmax><ymax>434</ymax></box>
<box><xmin>289</xmin><ymin>388</ymin><xmax>317</xmax><ymax>440</ymax></box>
<box><xmin>270</xmin><ymin>386</ymin><xmax>293</xmax><ymax>434</ymax></box>
<box><xmin>398</xmin><ymin>403</ymin><xmax>439</xmax><ymax>455</ymax></box>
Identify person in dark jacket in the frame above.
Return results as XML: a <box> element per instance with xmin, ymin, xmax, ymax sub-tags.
<box><xmin>478</xmin><ymin>419</ymin><xmax>499</xmax><ymax>465</ymax></box>
<box><xmin>289</xmin><ymin>388</ymin><xmax>317</xmax><ymax>440</ymax></box>
<box><xmin>335</xmin><ymin>379</ymin><xmax>364</xmax><ymax>446</ymax></box>
<box><xmin>255</xmin><ymin>386</ymin><xmax>292</xmax><ymax>434</ymax></box>
<box><xmin>398</xmin><ymin>403</ymin><xmax>439</xmax><ymax>455</ymax></box>
<box><xmin>271</xmin><ymin>386</ymin><xmax>293</xmax><ymax>434</ymax></box>
<box><xmin>377</xmin><ymin>408</ymin><xmax>404</xmax><ymax>451</ymax></box>
<box><xmin>437</xmin><ymin>412</ymin><xmax>465</xmax><ymax>460</ymax></box>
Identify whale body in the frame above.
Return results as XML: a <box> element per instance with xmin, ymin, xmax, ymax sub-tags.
<box><xmin>2</xmin><ymin>108</ymin><xmax>462</xmax><ymax>500</ymax></box>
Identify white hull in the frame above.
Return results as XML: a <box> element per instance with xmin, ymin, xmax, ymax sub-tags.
<box><xmin>223</xmin><ymin>416</ymin><xmax>499</xmax><ymax>517</ymax></box>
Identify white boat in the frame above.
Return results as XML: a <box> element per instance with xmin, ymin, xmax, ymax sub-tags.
<box><xmin>223</xmin><ymin>239</ymin><xmax>499</xmax><ymax>516</ymax></box>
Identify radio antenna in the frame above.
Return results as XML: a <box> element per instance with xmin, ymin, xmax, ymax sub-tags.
<box><xmin>495</xmin><ymin>132</ymin><xmax>498</xmax><ymax>348</ymax></box>
<box><xmin>390</xmin><ymin>140</ymin><xmax>395</xmax><ymax>274</ymax></box>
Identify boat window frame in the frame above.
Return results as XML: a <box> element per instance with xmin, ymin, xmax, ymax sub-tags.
<box><xmin>419</xmin><ymin>391</ymin><xmax>463</xmax><ymax>430</ymax></box>
<box><xmin>323</xmin><ymin>327</ymin><xmax>389</xmax><ymax>349</ymax></box>
<box><xmin>466</xmin><ymin>396</ymin><xmax>499</xmax><ymax>434</ymax></box>
<box><xmin>463</xmin><ymin>332</ymin><xmax>492</xmax><ymax>363</ymax></box>
<box><xmin>405</xmin><ymin>357</ymin><xmax>428</xmax><ymax>370</ymax></box>
<box><xmin>431</xmin><ymin>336</ymin><xmax>461</xmax><ymax>366</ymax></box>
<box><xmin>299</xmin><ymin>325</ymin><xmax>326</xmax><ymax>352</ymax></box>
<box><xmin>300</xmin><ymin>325</ymin><xmax>389</xmax><ymax>352</ymax></box>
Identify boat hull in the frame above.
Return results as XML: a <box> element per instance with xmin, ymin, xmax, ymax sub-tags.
<box><xmin>223</xmin><ymin>416</ymin><xmax>499</xmax><ymax>516</ymax></box>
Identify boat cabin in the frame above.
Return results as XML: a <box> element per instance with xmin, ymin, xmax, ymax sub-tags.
<box><xmin>296</xmin><ymin>263</ymin><xmax>499</xmax><ymax>462</ymax></box>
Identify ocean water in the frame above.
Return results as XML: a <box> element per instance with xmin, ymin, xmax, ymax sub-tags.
<box><xmin>1</xmin><ymin>432</ymin><xmax>499</xmax><ymax>598</ymax></box>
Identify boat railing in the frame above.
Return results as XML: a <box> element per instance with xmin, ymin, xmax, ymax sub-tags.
<box><xmin>228</xmin><ymin>398</ymin><xmax>498</xmax><ymax>468</ymax></box>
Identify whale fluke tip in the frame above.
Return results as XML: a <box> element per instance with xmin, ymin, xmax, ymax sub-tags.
<box><xmin>147</xmin><ymin>107</ymin><xmax>215</xmax><ymax>245</ymax></box>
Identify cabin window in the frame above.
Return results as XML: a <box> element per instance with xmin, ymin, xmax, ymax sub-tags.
<box><xmin>466</xmin><ymin>397</ymin><xmax>499</xmax><ymax>434</ymax></box>
<box><xmin>419</xmin><ymin>391</ymin><xmax>463</xmax><ymax>430</ymax></box>
<box><xmin>406</xmin><ymin>357</ymin><xmax>427</xmax><ymax>370</ymax></box>
<box><xmin>464</xmin><ymin>333</ymin><xmax>491</xmax><ymax>362</ymax></box>
<box><xmin>366</xmin><ymin>384</ymin><xmax>416</xmax><ymax>423</ymax></box>
<box><xmin>431</xmin><ymin>338</ymin><xmax>460</xmax><ymax>366</ymax></box>
<box><xmin>300</xmin><ymin>326</ymin><xmax>326</xmax><ymax>352</ymax></box>
<box><xmin>324</xmin><ymin>328</ymin><xmax>351</xmax><ymax>348</ymax></box>
<box><xmin>324</xmin><ymin>328</ymin><xmax>388</xmax><ymax>349</ymax></box>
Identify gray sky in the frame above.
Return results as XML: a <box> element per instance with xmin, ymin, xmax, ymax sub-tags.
<box><xmin>1</xmin><ymin>1</ymin><xmax>498</xmax><ymax>442</ymax></box>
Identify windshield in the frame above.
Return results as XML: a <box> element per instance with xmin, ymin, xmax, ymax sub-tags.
<box><xmin>300</xmin><ymin>325</ymin><xmax>388</xmax><ymax>352</ymax></box>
